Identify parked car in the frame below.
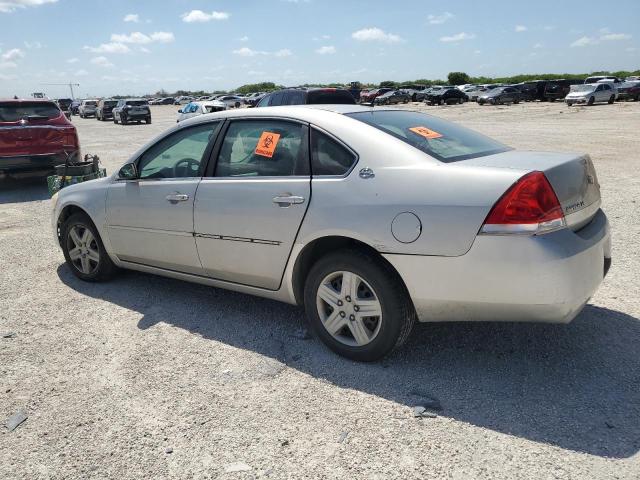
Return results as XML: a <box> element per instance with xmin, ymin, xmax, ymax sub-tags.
<box><xmin>425</xmin><ymin>87</ymin><xmax>467</xmax><ymax>105</ymax></box>
<box><xmin>543</xmin><ymin>79</ymin><xmax>582</xmax><ymax>102</ymax></box>
<box><xmin>112</xmin><ymin>99</ymin><xmax>151</xmax><ymax>125</ymax></box>
<box><xmin>151</xmin><ymin>97</ymin><xmax>176</xmax><ymax>106</ymax></box>
<box><xmin>1</xmin><ymin>99</ymin><xmax>79</xmax><ymax>175</ymax></box>
<box><xmin>256</xmin><ymin>88</ymin><xmax>356</xmax><ymax>107</ymax></box>
<box><xmin>515</xmin><ymin>81</ymin><xmax>547</xmax><ymax>102</ymax></box>
<box><xmin>616</xmin><ymin>81</ymin><xmax>640</xmax><ymax>101</ymax></box>
<box><xmin>398</xmin><ymin>85</ymin><xmax>427</xmax><ymax>102</ymax></box>
<box><xmin>565</xmin><ymin>83</ymin><xmax>616</xmax><ymax>106</ymax></box>
<box><xmin>78</xmin><ymin>99</ymin><xmax>98</xmax><ymax>118</ymax></box>
<box><xmin>360</xmin><ymin>87</ymin><xmax>393</xmax><ymax>103</ymax></box>
<box><xmin>245</xmin><ymin>92</ymin><xmax>266</xmax><ymax>106</ymax></box>
<box><xmin>51</xmin><ymin>105</ymin><xmax>610</xmax><ymax>361</ymax></box>
<box><xmin>373</xmin><ymin>90</ymin><xmax>411</xmax><ymax>105</ymax></box>
<box><xmin>584</xmin><ymin>76</ymin><xmax>622</xmax><ymax>85</ymax></box>
<box><xmin>176</xmin><ymin>100</ymin><xmax>227</xmax><ymax>122</ymax></box>
<box><xmin>477</xmin><ymin>86</ymin><xmax>522</xmax><ymax>105</ymax></box>
<box><xmin>56</xmin><ymin>98</ymin><xmax>73</xmax><ymax>114</ymax></box>
<box><xmin>174</xmin><ymin>96</ymin><xmax>194</xmax><ymax>105</ymax></box>
<box><xmin>70</xmin><ymin>100</ymin><xmax>82</xmax><ymax>115</ymax></box>
<box><xmin>96</xmin><ymin>99</ymin><xmax>118</xmax><ymax>121</ymax></box>
<box><xmin>216</xmin><ymin>95</ymin><xmax>245</xmax><ymax>109</ymax></box>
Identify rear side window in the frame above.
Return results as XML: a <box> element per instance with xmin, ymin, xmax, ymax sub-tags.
<box><xmin>306</xmin><ymin>90</ymin><xmax>356</xmax><ymax>105</ymax></box>
<box><xmin>346</xmin><ymin>110</ymin><xmax>511</xmax><ymax>163</ymax></box>
<box><xmin>268</xmin><ymin>92</ymin><xmax>285</xmax><ymax>106</ymax></box>
<box><xmin>283</xmin><ymin>91</ymin><xmax>305</xmax><ymax>105</ymax></box>
<box><xmin>126</xmin><ymin>100</ymin><xmax>148</xmax><ymax>106</ymax></box>
<box><xmin>0</xmin><ymin>102</ymin><xmax>61</xmax><ymax>122</ymax></box>
<box><xmin>215</xmin><ymin>120</ymin><xmax>308</xmax><ymax>177</ymax></box>
<box><xmin>311</xmin><ymin>130</ymin><xmax>357</xmax><ymax>176</ymax></box>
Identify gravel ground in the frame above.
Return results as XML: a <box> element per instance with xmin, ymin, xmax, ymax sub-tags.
<box><xmin>1</xmin><ymin>102</ymin><xmax>639</xmax><ymax>479</ymax></box>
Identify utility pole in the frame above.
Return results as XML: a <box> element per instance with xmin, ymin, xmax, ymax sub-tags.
<box><xmin>41</xmin><ymin>82</ymin><xmax>80</xmax><ymax>99</ymax></box>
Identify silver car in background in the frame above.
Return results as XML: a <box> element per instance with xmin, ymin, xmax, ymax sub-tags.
<box><xmin>51</xmin><ymin>105</ymin><xmax>611</xmax><ymax>361</ymax></box>
<box><xmin>176</xmin><ymin>100</ymin><xmax>227</xmax><ymax>123</ymax></box>
<box><xmin>78</xmin><ymin>99</ymin><xmax>98</xmax><ymax>118</ymax></box>
<box><xmin>565</xmin><ymin>83</ymin><xmax>617</xmax><ymax>106</ymax></box>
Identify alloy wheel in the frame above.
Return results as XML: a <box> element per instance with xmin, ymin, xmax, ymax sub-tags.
<box><xmin>66</xmin><ymin>225</ymin><xmax>100</xmax><ymax>275</ymax></box>
<box><xmin>316</xmin><ymin>271</ymin><xmax>382</xmax><ymax>347</ymax></box>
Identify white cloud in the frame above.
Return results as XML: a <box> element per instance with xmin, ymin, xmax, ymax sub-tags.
<box><xmin>315</xmin><ymin>45</ymin><xmax>336</xmax><ymax>54</ymax></box>
<box><xmin>601</xmin><ymin>33</ymin><xmax>632</xmax><ymax>41</ymax></box>
<box><xmin>123</xmin><ymin>13</ymin><xmax>138</xmax><ymax>23</ymax></box>
<box><xmin>84</xmin><ymin>42</ymin><xmax>130</xmax><ymax>54</ymax></box>
<box><xmin>239</xmin><ymin>36</ymin><xmax>249</xmax><ymax>42</ymax></box>
<box><xmin>110</xmin><ymin>31</ymin><xmax>174</xmax><ymax>44</ymax></box>
<box><xmin>351</xmin><ymin>27</ymin><xmax>403</xmax><ymax>43</ymax></box>
<box><xmin>1</xmin><ymin>48</ymin><xmax>24</xmax><ymax>60</ymax></box>
<box><xmin>90</xmin><ymin>56</ymin><xmax>114</xmax><ymax>67</ymax></box>
<box><xmin>24</xmin><ymin>41</ymin><xmax>42</xmax><ymax>49</ymax></box>
<box><xmin>67</xmin><ymin>57</ymin><xmax>79</xmax><ymax>63</ymax></box>
<box><xmin>0</xmin><ymin>0</ymin><xmax>57</xmax><ymax>14</ymax></box>
<box><xmin>181</xmin><ymin>9</ymin><xmax>229</xmax><ymax>22</ymax></box>
<box><xmin>515</xmin><ymin>25</ymin><xmax>527</xmax><ymax>32</ymax></box>
<box><xmin>233</xmin><ymin>47</ymin><xmax>265</xmax><ymax>57</ymax></box>
<box><xmin>427</xmin><ymin>12</ymin><xmax>454</xmax><ymax>25</ymax></box>
<box><xmin>0</xmin><ymin>61</ymin><xmax>17</xmax><ymax>69</ymax></box>
<box><xmin>138</xmin><ymin>47</ymin><xmax>150</xmax><ymax>53</ymax></box>
<box><xmin>570</xmin><ymin>36</ymin><xmax>598</xmax><ymax>47</ymax></box>
<box><xmin>533</xmin><ymin>43</ymin><xmax>543</xmax><ymax>49</ymax></box>
<box><xmin>439</xmin><ymin>32</ymin><xmax>476</xmax><ymax>43</ymax></box>
<box><xmin>0</xmin><ymin>73</ymin><xmax>17</xmax><ymax>80</ymax></box>
<box><xmin>232</xmin><ymin>47</ymin><xmax>291</xmax><ymax>57</ymax></box>
<box><xmin>626</xmin><ymin>47</ymin><xmax>637</xmax><ymax>52</ymax></box>
<box><xmin>75</xmin><ymin>69</ymin><xmax>88</xmax><ymax>76</ymax></box>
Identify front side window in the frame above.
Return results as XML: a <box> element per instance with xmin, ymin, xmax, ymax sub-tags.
<box><xmin>311</xmin><ymin>130</ymin><xmax>357</xmax><ymax>176</ymax></box>
<box><xmin>347</xmin><ymin>110</ymin><xmax>511</xmax><ymax>163</ymax></box>
<box><xmin>137</xmin><ymin>122</ymin><xmax>220</xmax><ymax>179</ymax></box>
<box><xmin>215</xmin><ymin>120</ymin><xmax>308</xmax><ymax>177</ymax></box>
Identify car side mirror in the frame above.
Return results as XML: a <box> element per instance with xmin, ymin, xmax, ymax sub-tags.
<box><xmin>118</xmin><ymin>163</ymin><xmax>138</xmax><ymax>180</ymax></box>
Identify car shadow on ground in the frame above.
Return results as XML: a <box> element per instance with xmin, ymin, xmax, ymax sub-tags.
<box><xmin>57</xmin><ymin>265</ymin><xmax>640</xmax><ymax>459</ymax></box>
<box><xmin>0</xmin><ymin>176</ymin><xmax>50</xmax><ymax>204</ymax></box>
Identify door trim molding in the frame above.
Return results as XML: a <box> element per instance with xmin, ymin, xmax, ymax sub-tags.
<box><xmin>194</xmin><ymin>232</ymin><xmax>281</xmax><ymax>246</ymax></box>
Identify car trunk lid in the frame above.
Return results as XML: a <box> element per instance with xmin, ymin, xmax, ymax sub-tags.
<box><xmin>459</xmin><ymin>151</ymin><xmax>601</xmax><ymax>230</ymax></box>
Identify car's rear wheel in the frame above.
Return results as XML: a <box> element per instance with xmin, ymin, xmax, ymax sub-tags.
<box><xmin>303</xmin><ymin>250</ymin><xmax>415</xmax><ymax>361</ymax></box>
<box><xmin>121</xmin><ymin>115</ymin><xmax>128</xmax><ymax>125</ymax></box>
<box><xmin>61</xmin><ymin>213</ymin><xmax>116</xmax><ymax>282</ymax></box>
<box><xmin>608</xmin><ymin>95</ymin><xmax>615</xmax><ymax>104</ymax></box>
<box><xmin>588</xmin><ymin>96</ymin><xmax>595</xmax><ymax>106</ymax></box>
<box><xmin>146</xmin><ymin>117</ymin><xmax>151</xmax><ymax>124</ymax></box>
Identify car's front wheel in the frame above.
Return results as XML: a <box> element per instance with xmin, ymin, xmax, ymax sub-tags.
<box><xmin>61</xmin><ymin>213</ymin><xmax>116</xmax><ymax>282</ymax></box>
<box><xmin>304</xmin><ymin>250</ymin><xmax>415</xmax><ymax>361</ymax></box>
<box><xmin>608</xmin><ymin>95</ymin><xmax>615</xmax><ymax>104</ymax></box>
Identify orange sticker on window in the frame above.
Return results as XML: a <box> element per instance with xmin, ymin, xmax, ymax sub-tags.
<box><xmin>409</xmin><ymin>126</ymin><xmax>443</xmax><ymax>139</ymax></box>
<box><xmin>255</xmin><ymin>131</ymin><xmax>281</xmax><ymax>158</ymax></box>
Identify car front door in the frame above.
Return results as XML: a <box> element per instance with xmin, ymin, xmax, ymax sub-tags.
<box><xmin>105</xmin><ymin>121</ymin><xmax>221</xmax><ymax>273</ymax></box>
<box><xmin>194</xmin><ymin>118</ymin><xmax>311</xmax><ymax>290</ymax></box>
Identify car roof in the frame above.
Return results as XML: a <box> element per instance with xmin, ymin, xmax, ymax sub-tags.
<box><xmin>0</xmin><ymin>98</ymin><xmax>57</xmax><ymax>103</ymax></box>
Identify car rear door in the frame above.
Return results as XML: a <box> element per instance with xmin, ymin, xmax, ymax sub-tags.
<box><xmin>194</xmin><ymin>118</ymin><xmax>311</xmax><ymax>290</ymax></box>
<box><xmin>105</xmin><ymin>121</ymin><xmax>221</xmax><ymax>274</ymax></box>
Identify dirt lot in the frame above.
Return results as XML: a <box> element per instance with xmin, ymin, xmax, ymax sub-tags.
<box><xmin>1</xmin><ymin>102</ymin><xmax>639</xmax><ymax>479</ymax></box>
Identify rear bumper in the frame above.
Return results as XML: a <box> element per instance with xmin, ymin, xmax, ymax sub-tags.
<box><xmin>384</xmin><ymin>209</ymin><xmax>611</xmax><ymax>323</ymax></box>
<box><xmin>0</xmin><ymin>152</ymin><xmax>70</xmax><ymax>173</ymax></box>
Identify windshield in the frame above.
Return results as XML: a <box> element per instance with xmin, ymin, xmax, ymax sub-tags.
<box><xmin>0</xmin><ymin>102</ymin><xmax>61</xmax><ymax>122</ymax></box>
<box><xmin>84</xmin><ymin>101</ymin><xmax>97</xmax><ymax>106</ymax></box>
<box><xmin>571</xmin><ymin>85</ymin><xmax>595</xmax><ymax>92</ymax></box>
<box><xmin>347</xmin><ymin>110</ymin><xmax>511</xmax><ymax>163</ymax></box>
<box><xmin>104</xmin><ymin>101</ymin><xmax>117</xmax><ymax>107</ymax></box>
<box><xmin>126</xmin><ymin>100</ymin><xmax>148</xmax><ymax>106</ymax></box>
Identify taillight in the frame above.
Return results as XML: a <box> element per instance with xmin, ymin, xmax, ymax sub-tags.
<box><xmin>480</xmin><ymin>171</ymin><xmax>566</xmax><ymax>235</ymax></box>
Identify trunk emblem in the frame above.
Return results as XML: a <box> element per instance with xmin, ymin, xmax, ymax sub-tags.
<box><xmin>359</xmin><ymin>167</ymin><xmax>375</xmax><ymax>179</ymax></box>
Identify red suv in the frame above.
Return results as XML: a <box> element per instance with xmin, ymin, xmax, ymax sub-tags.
<box><xmin>0</xmin><ymin>99</ymin><xmax>80</xmax><ymax>176</ymax></box>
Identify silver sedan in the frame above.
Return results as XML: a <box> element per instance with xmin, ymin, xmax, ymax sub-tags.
<box><xmin>51</xmin><ymin>105</ymin><xmax>611</xmax><ymax>361</ymax></box>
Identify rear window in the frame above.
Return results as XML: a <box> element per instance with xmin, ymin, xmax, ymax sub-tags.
<box><xmin>307</xmin><ymin>90</ymin><xmax>356</xmax><ymax>105</ymax></box>
<box><xmin>84</xmin><ymin>101</ymin><xmax>97</xmax><ymax>106</ymax></box>
<box><xmin>0</xmin><ymin>102</ymin><xmax>61</xmax><ymax>122</ymax></box>
<box><xmin>346</xmin><ymin>110</ymin><xmax>511</xmax><ymax>163</ymax></box>
<box><xmin>126</xmin><ymin>100</ymin><xmax>148</xmax><ymax>106</ymax></box>
<box><xmin>104</xmin><ymin>101</ymin><xmax>117</xmax><ymax>107</ymax></box>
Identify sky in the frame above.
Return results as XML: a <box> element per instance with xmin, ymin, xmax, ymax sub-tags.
<box><xmin>0</xmin><ymin>0</ymin><xmax>638</xmax><ymax>98</ymax></box>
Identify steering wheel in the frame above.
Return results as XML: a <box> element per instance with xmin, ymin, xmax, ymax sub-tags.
<box><xmin>173</xmin><ymin>157</ymin><xmax>200</xmax><ymax>177</ymax></box>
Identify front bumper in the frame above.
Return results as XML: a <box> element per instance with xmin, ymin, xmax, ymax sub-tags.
<box><xmin>565</xmin><ymin>97</ymin><xmax>588</xmax><ymax>104</ymax></box>
<box><xmin>384</xmin><ymin>209</ymin><xmax>611</xmax><ymax>323</ymax></box>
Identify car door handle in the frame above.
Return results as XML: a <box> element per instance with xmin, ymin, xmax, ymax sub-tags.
<box><xmin>272</xmin><ymin>194</ymin><xmax>305</xmax><ymax>207</ymax></box>
<box><xmin>166</xmin><ymin>193</ymin><xmax>190</xmax><ymax>203</ymax></box>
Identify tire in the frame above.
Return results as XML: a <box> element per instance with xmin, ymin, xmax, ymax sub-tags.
<box><xmin>113</xmin><ymin>116</ymin><xmax>118</xmax><ymax>124</ymax></box>
<box><xmin>588</xmin><ymin>96</ymin><xmax>595</xmax><ymax>106</ymax></box>
<box><xmin>61</xmin><ymin>213</ymin><xmax>116</xmax><ymax>282</ymax></box>
<box><xmin>412</xmin><ymin>94</ymin><xmax>417</xmax><ymax>102</ymax></box>
<box><xmin>235</xmin><ymin>102</ymin><xmax>240</xmax><ymax>108</ymax></box>
<box><xmin>303</xmin><ymin>249</ymin><xmax>416</xmax><ymax>362</ymax></box>
<box><xmin>121</xmin><ymin>115</ymin><xmax>128</xmax><ymax>125</ymax></box>
<box><xmin>458</xmin><ymin>98</ymin><xmax>463</xmax><ymax>105</ymax></box>
<box><xmin>567</xmin><ymin>102</ymin><xmax>573</xmax><ymax>107</ymax></box>
<box><xmin>514</xmin><ymin>99</ymin><xmax>520</xmax><ymax>104</ymax></box>
<box><xmin>146</xmin><ymin>117</ymin><xmax>151</xmax><ymax>124</ymax></box>
<box><xmin>608</xmin><ymin>95</ymin><xmax>615</xmax><ymax>104</ymax></box>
